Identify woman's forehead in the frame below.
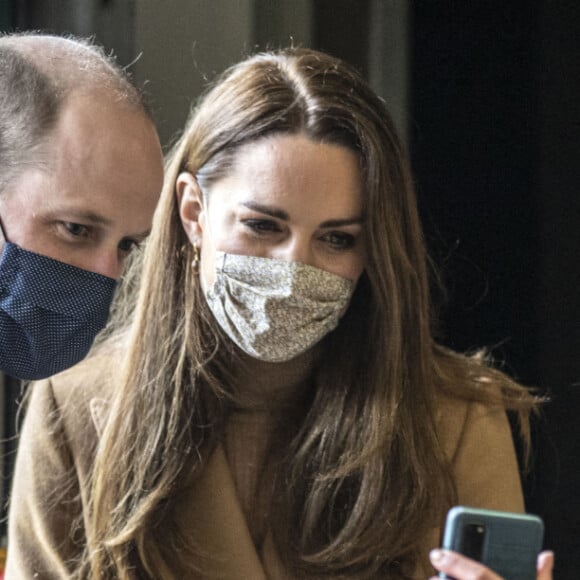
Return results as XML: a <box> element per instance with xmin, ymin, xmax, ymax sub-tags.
<box><xmin>207</xmin><ymin>134</ymin><xmax>364</xmax><ymax>219</ymax></box>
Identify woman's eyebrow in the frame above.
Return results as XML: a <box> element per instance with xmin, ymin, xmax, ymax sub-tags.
<box><xmin>241</xmin><ymin>201</ymin><xmax>364</xmax><ymax>228</ymax></box>
<box><xmin>240</xmin><ymin>201</ymin><xmax>289</xmax><ymax>220</ymax></box>
<box><xmin>320</xmin><ymin>217</ymin><xmax>365</xmax><ymax>228</ymax></box>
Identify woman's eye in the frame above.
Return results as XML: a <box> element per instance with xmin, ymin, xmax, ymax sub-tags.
<box><xmin>322</xmin><ymin>231</ymin><xmax>356</xmax><ymax>250</ymax></box>
<box><xmin>242</xmin><ymin>219</ymin><xmax>281</xmax><ymax>234</ymax></box>
<box><xmin>118</xmin><ymin>238</ymin><xmax>140</xmax><ymax>254</ymax></box>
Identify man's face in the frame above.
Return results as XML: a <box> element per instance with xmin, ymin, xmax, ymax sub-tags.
<box><xmin>0</xmin><ymin>91</ymin><xmax>164</xmax><ymax>280</ymax></box>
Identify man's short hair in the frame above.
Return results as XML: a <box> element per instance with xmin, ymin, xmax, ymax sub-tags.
<box><xmin>0</xmin><ymin>33</ymin><xmax>147</xmax><ymax>195</ymax></box>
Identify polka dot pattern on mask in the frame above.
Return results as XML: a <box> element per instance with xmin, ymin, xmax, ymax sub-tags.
<box><xmin>0</xmin><ymin>242</ymin><xmax>116</xmax><ymax>380</ymax></box>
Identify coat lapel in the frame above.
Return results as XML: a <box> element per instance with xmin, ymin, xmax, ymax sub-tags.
<box><xmin>88</xmin><ymin>404</ymin><xmax>289</xmax><ymax>579</ymax></box>
<box><xmin>172</xmin><ymin>444</ymin><xmax>269</xmax><ymax>579</ymax></box>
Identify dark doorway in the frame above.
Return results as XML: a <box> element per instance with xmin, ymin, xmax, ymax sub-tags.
<box><xmin>410</xmin><ymin>3</ymin><xmax>580</xmax><ymax>578</ymax></box>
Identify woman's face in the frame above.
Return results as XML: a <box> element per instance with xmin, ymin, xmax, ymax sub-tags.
<box><xmin>178</xmin><ymin>133</ymin><xmax>366</xmax><ymax>288</ymax></box>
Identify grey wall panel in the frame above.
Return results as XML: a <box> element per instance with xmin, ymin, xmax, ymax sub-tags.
<box><xmin>133</xmin><ymin>0</ymin><xmax>254</xmax><ymax>149</ymax></box>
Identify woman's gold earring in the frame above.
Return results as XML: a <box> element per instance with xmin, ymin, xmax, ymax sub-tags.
<box><xmin>192</xmin><ymin>243</ymin><xmax>200</xmax><ymax>275</ymax></box>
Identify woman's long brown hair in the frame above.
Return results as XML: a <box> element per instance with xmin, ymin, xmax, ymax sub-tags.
<box><xmin>82</xmin><ymin>48</ymin><xmax>537</xmax><ymax>579</ymax></box>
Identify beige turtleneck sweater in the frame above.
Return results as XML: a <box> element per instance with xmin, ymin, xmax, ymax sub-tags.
<box><xmin>224</xmin><ymin>349</ymin><xmax>317</xmax><ymax>549</ymax></box>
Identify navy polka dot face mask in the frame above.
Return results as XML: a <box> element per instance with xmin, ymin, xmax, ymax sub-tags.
<box><xmin>0</xmin><ymin>241</ymin><xmax>116</xmax><ymax>380</ymax></box>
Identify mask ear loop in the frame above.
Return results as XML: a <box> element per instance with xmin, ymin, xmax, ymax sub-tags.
<box><xmin>0</xmin><ymin>216</ymin><xmax>7</xmax><ymax>248</ymax></box>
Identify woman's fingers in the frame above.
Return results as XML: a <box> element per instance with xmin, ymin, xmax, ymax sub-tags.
<box><xmin>429</xmin><ymin>549</ymin><xmax>554</xmax><ymax>580</ymax></box>
<box><xmin>429</xmin><ymin>549</ymin><xmax>503</xmax><ymax>580</ymax></box>
<box><xmin>536</xmin><ymin>551</ymin><xmax>554</xmax><ymax>580</ymax></box>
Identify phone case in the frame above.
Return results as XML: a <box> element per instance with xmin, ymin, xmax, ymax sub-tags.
<box><xmin>440</xmin><ymin>506</ymin><xmax>544</xmax><ymax>580</ymax></box>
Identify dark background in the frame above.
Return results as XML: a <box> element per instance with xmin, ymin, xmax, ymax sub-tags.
<box><xmin>408</xmin><ymin>5</ymin><xmax>580</xmax><ymax>579</ymax></box>
<box><xmin>2</xmin><ymin>0</ymin><xmax>580</xmax><ymax>577</ymax></box>
<box><xmin>316</xmin><ymin>6</ymin><xmax>580</xmax><ymax>576</ymax></box>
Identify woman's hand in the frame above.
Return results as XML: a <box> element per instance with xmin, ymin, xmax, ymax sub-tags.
<box><xmin>428</xmin><ymin>548</ymin><xmax>554</xmax><ymax>580</ymax></box>
<box><xmin>537</xmin><ymin>551</ymin><xmax>555</xmax><ymax>580</ymax></box>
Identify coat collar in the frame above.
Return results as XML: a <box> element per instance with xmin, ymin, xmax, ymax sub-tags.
<box><xmin>170</xmin><ymin>444</ymin><xmax>273</xmax><ymax>578</ymax></box>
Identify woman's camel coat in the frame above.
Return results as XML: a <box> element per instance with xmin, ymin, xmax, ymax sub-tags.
<box><xmin>6</xmin><ymin>362</ymin><xmax>524</xmax><ymax>579</ymax></box>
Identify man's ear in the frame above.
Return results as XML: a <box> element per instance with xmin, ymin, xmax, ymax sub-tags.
<box><xmin>176</xmin><ymin>172</ymin><xmax>205</xmax><ymax>244</ymax></box>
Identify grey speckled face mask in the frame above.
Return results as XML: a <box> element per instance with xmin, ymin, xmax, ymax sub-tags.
<box><xmin>204</xmin><ymin>252</ymin><xmax>355</xmax><ymax>362</ymax></box>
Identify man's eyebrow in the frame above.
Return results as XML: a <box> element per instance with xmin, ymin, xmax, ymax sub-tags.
<box><xmin>129</xmin><ymin>229</ymin><xmax>152</xmax><ymax>241</ymax></box>
<box><xmin>53</xmin><ymin>209</ymin><xmax>113</xmax><ymax>226</ymax></box>
<box><xmin>46</xmin><ymin>209</ymin><xmax>151</xmax><ymax>239</ymax></box>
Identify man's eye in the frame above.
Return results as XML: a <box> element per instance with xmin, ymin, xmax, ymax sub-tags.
<box><xmin>118</xmin><ymin>238</ymin><xmax>140</xmax><ymax>253</ymax></box>
<box><xmin>322</xmin><ymin>231</ymin><xmax>356</xmax><ymax>250</ymax></box>
<box><xmin>60</xmin><ymin>222</ymin><xmax>90</xmax><ymax>238</ymax></box>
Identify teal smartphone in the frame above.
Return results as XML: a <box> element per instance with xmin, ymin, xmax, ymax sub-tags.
<box><xmin>440</xmin><ymin>506</ymin><xmax>544</xmax><ymax>580</ymax></box>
